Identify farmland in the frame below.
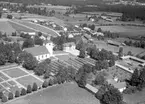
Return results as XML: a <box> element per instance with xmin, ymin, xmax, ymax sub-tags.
<box><xmin>6</xmin><ymin>83</ymin><xmax>100</xmax><ymax>104</ymax></box>
<box><xmin>11</xmin><ymin>19</ymin><xmax>59</xmax><ymax>37</ymax></box>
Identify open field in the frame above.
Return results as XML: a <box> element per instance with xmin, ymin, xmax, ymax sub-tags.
<box><xmin>94</xmin><ymin>40</ymin><xmax>145</xmax><ymax>56</ymax></box>
<box><xmin>124</xmin><ymin>88</ymin><xmax>145</xmax><ymax>104</ymax></box>
<box><xmin>6</xmin><ymin>83</ymin><xmax>100</xmax><ymax>104</ymax></box>
<box><xmin>8</xmin><ymin>21</ymin><xmax>36</xmax><ymax>33</ymax></box>
<box><xmin>96</xmin><ymin>26</ymin><xmax>145</xmax><ymax>36</ymax></box>
<box><xmin>11</xmin><ymin>19</ymin><xmax>59</xmax><ymax>37</ymax></box>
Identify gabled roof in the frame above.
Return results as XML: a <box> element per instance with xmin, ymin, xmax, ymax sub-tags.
<box><xmin>24</xmin><ymin>46</ymin><xmax>49</xmax><ymax>56</ymax></box>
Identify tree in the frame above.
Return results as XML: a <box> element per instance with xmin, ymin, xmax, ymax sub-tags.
<box><xmin>89</xmin><ymin>24</ymin><xmax>95</xmax><ymax>30</ymax></box>
<box><xmin>22</xmin><ymin>54</ymin><xmax>38</xmax><ymax>70</ymax></box>
<box><xmin>118</xmin><ymin>47</ymin><xmax>123</xmax><ymax>58</ymax></box>
<box><xmin>78</xmin><ymin>49</ymin><xmax>85</xmax><ymax>58</ymax></box>
<box><xmin>32</xmin><ymin>83</ymin><xmax>38</xmax><ymax>91</ymax></box>
<box><xmin>48</xmin><ymin>79</ymin><xmax>53</xmax><ymax>86</ymax></box>
<box><xmin>38</xmin><ymin>32</ymin><xmax>42</xmax><ymax>36</ymax></box>
<box><xmin>0</xmin><ymin>54</ymin><xmax>6</xmax><ymax>65</ymax></box>
<box><xmin>44</xmin><ymin>58</ymin><xmax>51</xmax><ymax>64</ymax></box>
<box><xmin>127</xmin><ymin>51</ymin><xmax>133</xmax><ymax>56</ymax></box>
<box><xmin>97</xmin><ymin>28</ymin><xmax>102</xmax><ymax>32</ymax></box>
<box><xmin>22</xmin><ymin>38</ymin><xmax>34</xmax><ymax>49</ymax></box>
<box><xmin>1</xmin><ymin>95</ymin><xmax>8</xmax><ymax>102</ymax></box>
<box><xmin>21</xmin><ymin>88</ymin><xmax>26</xmax><ymax>96</ymax></box>
<box><xmin>130</xmin><ymin>69</ymin><xmax>140</xmax><ymax>86</ymax></box>
<box><xmin>94</xmin><ymin>74</ymin><xmax>105</xmax><ymax>85</ymax></box>
<box><xmin>34</xmin><ymin>36</ymin><xmax>43</xmax><ymax>46</ymax></box>
<box><xmin>97</xmin><ymin>84</ymin><xmax>123</xmax><ymax>104</ymax></box>
<box><xmin>109</xmin><ymin>58</ymin><xmax>115</xmax><ymax>67</ymax></box>
<box><xmin>101</xmin><ymin>85</ymin><xmax>123</xmax><ymax>104</ymax></box>
<box><xmin>7</xmin><ymin>14</ymin><xmax>13</xmax><ymax>19</ymax></box>
<box><xmin>8</xmin><ymin>92</ymin><xmax>14</xmax><ymax>100</ymax></box>
<box><xmin>15</xmin><ymin>90</ymin><xmax>20</xmax><ymax>97</ymax></box>
<box><xmin>27</xmin><ymin>85</ymin><xmax>32</xmax><ymax>93</ymax></box>
<box><xmin>138</xmin><ymin>67</ymin><xmax>145</xmax><ymax>89</ymax></box>
<box><xmin>42</xmin><ymin>80</ymin><xmax>48</xmax><ymax>88</ymax></box>
<box><xmin>34</xmin><ymin>62</ymin><xmax>48</xmax><ymax>76</ymax></box>
<box><xmin>0</xmin><ymin>92</ymin><xmax>3</xmax><ymax>99</ymax></box>
<box><xmin>77</xmin><ymin>72</ymin><xmax>87</xmax><ymax>88</ymax></box>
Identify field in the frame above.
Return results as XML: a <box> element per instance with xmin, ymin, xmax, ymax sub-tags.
<box><xmin>94</xmin><ymin>40</ymin><xmax>145</xmax><ymax>56</ymax></box>
<box><xmin>7</xmin><ymin>83</ymin><xmax>100</xmax><ymax>104</ymax></box>
<box><xmin>124</xmin><ymin>89</ymin><xmax>145</xmax><ymax>104</ymax></box>
<box><xmin>0</xmin><ymin>65</ymin><xmax>43</xmax><ymax>96</ymax></box>
<box><xmin>11</xmin><ymin>19</ymin><xmax>59</xmax><ymax>37</ymax></box>
<box><xmin>96</xmin><ymin>26</ymin><xmax>145</xmax><ymax>36</ymax></box>
<box><xmin>8</xmin><ymin>21</ymin><xmax>36</xmax><ymax>33</ymax></box>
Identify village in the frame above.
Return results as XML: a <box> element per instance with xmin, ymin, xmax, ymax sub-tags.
<box><xmin>0</xmin><ymin>1</ymin><xmax>144</xmax><ymax>104</ymax></box>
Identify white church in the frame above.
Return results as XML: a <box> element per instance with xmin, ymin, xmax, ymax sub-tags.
<box><xmin>24</xmin><ymin>40</ymin><xmax>54</xmax><ymax>62</ymax></box>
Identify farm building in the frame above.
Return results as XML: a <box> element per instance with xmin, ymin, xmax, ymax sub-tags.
<box><xmin>63</xmin><ymin>42</ymin><xmax>76</xmax><ymax>51</ymax></box>
<box><xmin>107</xmin><ymin>40</ymin><xmax>121</xmax><ymax>47</ymax></box>
<box><xmin>24</xmin><ymin>41</ymin><xmax>54</xmax><ymax>61</ymax></box>
<box><xmin>85</xmin><ymin>84</ymin><xmax>98</xmax><ymax>94</ymax></box>
<box><xmin>107</xmin><ymin>79</ymin><xmax>126</xmax><ymax>92</ymax></box>
<box><xmin>115</xmin><ymin>55</ymin><xmax>145</xmax><ymax>74</ymax></box>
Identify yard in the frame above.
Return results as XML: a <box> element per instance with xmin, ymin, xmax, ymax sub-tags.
<box><xmin>7</xmin><ymin>83</ymin><xmax>100</xmax><ymax>104</ymax></box>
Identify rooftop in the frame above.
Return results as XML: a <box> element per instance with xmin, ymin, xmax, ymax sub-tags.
<box><xmin>24</xmin><ymin>46</ymin><xmax>49</xmax><ymax>56</ymax></box>
<box><xmin>107</xmin><ymin>79</ymin><xmax>126</xmax><ymax>89</ymax></box>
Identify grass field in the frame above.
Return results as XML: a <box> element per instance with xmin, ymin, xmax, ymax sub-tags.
<box><xmin>8</xmin><ymin>21</ymin><xmax>36</xmax><ymax>33</ymax></box>
<box><xmin>3</xmin><ymin>68</ymin><xmax>27</xmax><ymax>78</ymax></box>
<box><xmin>96</xmin><ymin>26</ymin><xmax>145</xmax><ymax>36</ymax></box>
<box><xmin>12</xmin><ymin>19</ymin><xmax>59</xmax><ymax>37</ymax></box>
<box><xmin>7</xmin><ymin>83</ymin><xmax>100</xmax><ymax>104</ymax></box>
<box><xmin>16</xmin><ymin>75</ymin><xmax>43</xmax><ymax>87</ymax></box>
<box><xmin>124</xmin><ymin>88</ymin><xmax>145</xmax><ymax>104</ymax></box>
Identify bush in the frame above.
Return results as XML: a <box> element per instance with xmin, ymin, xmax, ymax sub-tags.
<box><xmin>32</xmin><ymin>83</ymin><xmax>38</xmax><ymax>91</ymax></box>
<box><xmin>0</xmin><ymin>92</ymin><xmax>3</xmax><ymax>99</ymax></box>
<box><xmin>42</xmin><ymin>80</ymin><xmax>48</xmax><ymax>88</ymax></box>
<box><xmin>8</xmin><ymin>92</ymin><xmax>14</xmax><ymax>100</ymax></box>
<box><xmin>1</xmin><ymin>95</ymin><xmax>8</xmax><ymax>102</ymax></box>
<box><xmin>15</xmin><ymin>90</ymin><xmax>20</xmax><ymax>97</ymax></box>
<box><xmin>27</xmin><ymin>85</ymin><xmax>32</xmax><ymax>93</ymax></box>
<box><xmin>21</xmin><ymin>88</ymin><xmax>27</xmax><ymax>96</ymax></box>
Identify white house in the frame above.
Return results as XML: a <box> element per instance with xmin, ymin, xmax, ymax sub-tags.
<box><xmin>24</xmin><ymin>41</ymin><xmax>54</xmax><ymax>61</ymax></box>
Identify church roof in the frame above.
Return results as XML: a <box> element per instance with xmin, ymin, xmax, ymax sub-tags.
<box><xmin>24</xmin><ymin>46</ymin><xmax>49</xmax><ymax>56</ymax></box>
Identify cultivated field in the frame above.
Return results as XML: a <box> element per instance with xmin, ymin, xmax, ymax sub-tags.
<box><xmin>7</xmin><ymin>83</ymin><xmax>100</xmax><ymax>104</ymax></box>
<box><xmin>0</xmin><ymin>65</ymin><xmax>43</xmax><ymax>96</ymax></box>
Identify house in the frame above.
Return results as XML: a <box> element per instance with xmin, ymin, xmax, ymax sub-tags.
<box><xmin>63</xmin><ymin>42</ymin><xmax>76</xmax><ymax>51</ymax></box>
<box><xmin>107</xmin><ymin>40</ymin><xmax>121</xmax><ymax>47</ymax></box>
<box><xmin>107</xmin><ymin>79</ymin><xmax>126</xmax><ymax>92</ymax></box>
<box><xmin>24</xmin><ymin>41</ymin><xmax>54</xmax><ymax>61</ymax></box>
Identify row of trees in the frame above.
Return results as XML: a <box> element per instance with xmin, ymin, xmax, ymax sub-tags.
<box><xmin>22</xmin><ymin>34</ymin><xmax>44</xmax><ymax>49</ymax></box>
<box><xmin>124</xmin><ymin>40</ymin><xmax>145</xmax><ymax>49</ymax></box>
<box><xmin>0</xmin><ymin>82</ymin><xmax>38</xmax><ymax>102</ymax></box>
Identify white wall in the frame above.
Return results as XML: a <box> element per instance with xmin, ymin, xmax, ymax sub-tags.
<box><xmin>35</xmin><ymin>54</ymin><xmax>50</xmax><ymax>61</ymax></box>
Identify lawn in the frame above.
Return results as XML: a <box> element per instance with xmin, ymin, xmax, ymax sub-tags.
<box><xmin>7</xmin><ymin>83</ymin><xmax>100</xmax><ymax>104</ymax></box>
<box><xmin>3</xmin><ymin>68</ymin><xmax>28</xmax><ymax>78</ymax></box>
<box><xmin>124</xmin><ymin>88</ymin><xmax>145</xmax><ymax>104</ymax></box>
<box><xmin>16</xmin><ymin>75</ymin><xmax>43</xmax><ymax>87</ymax></box>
